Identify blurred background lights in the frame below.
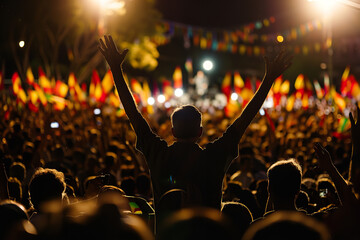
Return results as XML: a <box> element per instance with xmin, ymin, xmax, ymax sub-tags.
<box><xmin>276</xmin><ymin>35</ymin><xmax>284</xmax><ymax>43</ymax></box>
<box><xmin>157</xmin><ymin>94</ymin><xmax>165</xmax><ymax>103</ymax></box>
<box><xmin>19</xmin><ymin>41</ymin><xmax>25</xmax><ymax>48</ymax></box>
<box><xmin>231</xmin><ymin>92</ymin><xmax>238</xmax><ymax>101</ymax></box>
<box><xmin>147</xmin><ymin>97</ymin><xmax>155</xmax><ymax>105</ymax></box>
<box><xmin>174</xmin><ymin>88</ymin><xmax>184</xmax><ymax>97</ymax></box>
<box><xmin>202</xmin><ymin>60</ymin><xmax>214</xmax><ymax>71</ymax></box>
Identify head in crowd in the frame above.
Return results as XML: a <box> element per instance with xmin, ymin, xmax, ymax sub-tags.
<box><xmin>8</xmin><ymin>177</ymin><xmax>23</xmax><ymax>202</ymax></box>
<box><xmin>157</xmin><ymin>207</ymin><xmax>236</xmax><ymax>240</ymax></box>
<box><xmin>171</xmin><ymin>105</ymin><xmax>202</xmax><ymax>141</ymax></box>
<box><xmin>9</xmin><ymin>162</ymin><xmax>26</xmax><ymax>182</ymax></box>
<box><xmin>0</xmin><ymin>200</ymin><xmax>31</xmax><ymax>240</ymax></box>
<box><xmin>221</xmin><ymin>202</ymin><xmax>253</xmax><ymax>239</ymax></box>
<box><xmin>28</xmin><ymin>168</ymin><xmax>66</xmax><ymax>212</ymax></box>
<box><xmin>242</xmin><ymin>211</ymin><xmax>330</xmax><ymax>240</ymax></box>
<box><xmin>267</xmin><ymin>159</ymin><xmax>302</xmax><ymax>210</ymax></box>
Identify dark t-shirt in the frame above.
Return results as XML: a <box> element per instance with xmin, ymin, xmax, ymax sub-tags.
<box><xmin>135</xmin><ymin>120</ymin><xmax>240</xmax><ymax>210</ymax></box>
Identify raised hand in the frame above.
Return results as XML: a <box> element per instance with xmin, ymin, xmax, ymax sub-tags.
<box><xmin>314</xmin><ymin>142</ymin><xmax>334</xmax><ymax>172</ymax></box>
<box><xmin>263</xmin><ymin>49</ymin><xmax>293</xmax><ymax>83</ymax></box>
<box><xmin>349</xmin><ymin>103</ymin><xmax>360</xmax><ymax>147</ymax></box>
<box><xmin>98</xmin><ymin>35</ymin><xmax>129</xmax><ymax>69</ymax></box>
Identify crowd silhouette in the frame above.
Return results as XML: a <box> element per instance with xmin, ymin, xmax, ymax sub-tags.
<box><xmin>0</xmin><ymin>34</ymin><xmax>359</xmax><ymax>240</ymax></box>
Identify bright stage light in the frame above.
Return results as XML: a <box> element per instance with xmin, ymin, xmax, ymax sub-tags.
<box><xmin>202</xmin><ymin>60</ymin><xmax>214</xmax><ymax>71</ymax></box>
<box><xmin>174</xmin><ymin>88</ymin><xmax>184</xmax><ymax>97</ymax></box>
<box><xmin>19</xmin><ymin>41</ymin><xmax>25</xmax><ymax>48</ymax></box>
<box><xmin>308</xmin><ymin>0</ymin><xmax>336</xmax><ymax>14</ymax></box>
<box><xmin>157</xmin><ymin>94</ymin><xmax>165</xmax><ymax>103</ymax></box>
<box><xmin>147</xmin><ymin>97</ymin><xmax>155</xmax><ymax>105</ymax></box>
<box><xmin>231</xmin><ymin>92</ymin><xmax>238</xmax><ymax>101</ymax></box>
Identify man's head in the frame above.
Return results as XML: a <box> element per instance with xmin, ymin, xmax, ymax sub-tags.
<box><xmin>267</xmin><ymin>159</ymin><xmax>302</xmax><ymax>200</ymax></box>
<box><xmin>29</xmin><ymin>168</ymin><xmax>66</xmax><ymax>211</ymax></box>
<box><xmin>171</xmin><ymin>105</ymin><xmax>202</xmax><ymax>141</ymax></box>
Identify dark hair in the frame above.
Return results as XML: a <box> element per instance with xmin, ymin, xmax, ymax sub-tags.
<box><xmin>8</xmin><ymin>177</ymin><xmax>23</xmax><ymax>202</ymax></box>
<box><xmin>9</xmin><ymin>162</ymin><xmax>26</xmax><ymax>182</ymax></box>
<box><xmin>243</xmin><ymin>211</ymin><xmax>330</xmax><ymax>240</ymax></box>
<box><xmin>171</xmin><ymin>105</ymin><xmax>202</xmax><ymax>139</ymax></box>
<box><xmin>267</xmin><ymin>159</ymin><xmax>302</xmax><ymax>198</ymax></box>
<box><xmin>29</xmin><ymin>168</ymin><xmax>66</xmax><ymax>211</ymax></box>
<box><xmin>221</xmin><ymin>202</ymin><xmax>253</xmax><ymax>238</ymax></box>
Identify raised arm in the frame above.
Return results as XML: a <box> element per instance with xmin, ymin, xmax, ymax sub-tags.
<box><xmin>98</xmin><ymin>35</ymin><xmax>148</xmax><ymax>132</ymax></box>
<box><xmin>230</xmin><ymin>49</ymin><xmax>292</xmax><ymax>137</ymax></box>
<box><xmin>314</xmin><ymin>142</ymin><xmax>357</xmax><ymax>205</ymax></box>
<box><xmin>349</xmin><ymin>104</ymin><xmax>360</xmax><ymax>194</ymax></box>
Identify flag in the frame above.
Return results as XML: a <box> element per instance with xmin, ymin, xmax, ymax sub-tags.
<box><xmin>89</xmin><ymin>70</ymin><xmax>100</xmax><ymax>98</ymax></box>
<box><xmin>241</xmin><ymin>78</ymin><xmax>254</xmax><ymax>107</ymax></box>
<box><xmin>286</xmin><ymin>94</ymin><xmax>295</xmax><ymax>112</ymax></box>
<box><xmin>130</xmin><ymin>78</ymin><xmax>142</xmax><ymax>104</ymax></box>
<box><xmin>26</xmin><ymin>67</ymin><xmax>35</xmax><ymax>86</ymax></box>
<box><xmin>33</xmin><ymin>83</ymin><xmax>48</xmax><ymax>106</ymax></box>
<box><xmin>173</xmin><ymin>66</ymin><xmax>183</xmax><ymax>89</ymax></box>
<box><xmin>68</xmin><ymin>72</ymin><xmax>77</xmax><ymax>98</ymax></box>
<box><xmin>294</xmin><ymin>74</ymin><xmax>305</xmax><ymax>98</ymax></box>
<box><xmin>38</xmin><ymin>67</ymin><xmax>52</xmax><ymax>94</ymax></box>
<box><xmin>324</xmin><ymin>73</ymin><xmax>330</xmax><ymax>99</ymax></box>
<box><xmin>234</xmin><ymin>71</ymin><xmax>244</xmax><ymax>94</ymax></box>
<box><xmin>337</xmin><ymin>116</ymin><xmax>351</xmax><ymax>133</ymax></box>
<box><xmin>12</xmin><ymin>72</ymin><xmax>21</xmax><ymax>95</ymax></box>
<box><xmin>101</xmin><ymin>70</ymin><xmax>114</xmax><ymax>94</ymax></box>
<box><xmin>163</xmin><ymin>78</ymin><xmax>174</xmax><ymax>98</ymax></box>
<box><xmin>333</xmin><ymin>90</ymin><xmax>346</xmax><ymax>112</ymax></box>
<box><xmin>280</xmin><ymin>79</ymin><xmax>290</xmax><ymax>96</ymax></box>
<box><xmin>109</xmin><ymin>91</ymin><xmax>120</xmax><ymax>108</ymax></box>
<box><xmin>54</xmin><ymin>80</ymin><xmax>68</xmax><ymax>98</ymax></box>
<box><xmin>272</xmin><ymin>76</ymin><xmax>282</xmax><ymax>107</ymax></box>
<box><xmin>313</xmin><ymin>80</ymin><xmax>324</xmax><ymax>99</ymax></box>
<box><xmin>221</xmin><ymin>72</ymin><xmax>232</xmax><ymax>100</ymax></box>
<box><xmin>143</xmin><ymin>80</ymin><xmax>153</xmax><ymax>114</ymax></box>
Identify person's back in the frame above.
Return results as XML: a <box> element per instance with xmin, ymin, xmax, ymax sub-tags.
<box><xmin>98</xmin><ymin>35</ymin><xmax>292</xmax><ymax>211</ymax></box>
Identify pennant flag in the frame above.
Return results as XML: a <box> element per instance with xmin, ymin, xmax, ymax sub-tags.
<box><xmin>12</xmin><ymin>72</ymin><xmax>21</xmax><ymax>95</ymax></box>
<box><xmin>38</xmin><ymin>67</ymin><xmax>52</xmax><ymax>94</ymax></box>
<box><xmin>26</xmin><ymin>67</ymin><xmax>35</xmax><ymax>86</ymax></box>
<box><xmin>302</xmin><ymin>93</ymin><xmax>309</xmax><ymax>109</ymax></box>
<box><xmin>33</xmin><ymin>83</ymin><xmax>48</xmax><ymax>106</ymax></box>
<box><xmin>130</xmin><ymin>78</ymin><xmax>142</xmax><ymax>104</ymax></box>
<box><xmin>341</xmin><ymin>66</ymin><xmax>350</xmax><ymax>82</ymax></box>
<box><xmin>333</xmin><ymin>90</ymin><xmax>346</xmax><ymax>112</ymax></box>
<box><xmin>313</xmin><ymin>80</ymin><xmax>324</xmax><ymax>99</ymax></box>
<box><xmin>163</xmin><ymin>79</ymin><xmax>174</xmax><ymax>98</ymax></box>
<box><xmin>280</xmin><ymin>79</ymin><xmax>290</xmax><ymax>95</ymax></box>
<box><xmin>90</xmin><ymin>70</ymin><xmax>101</xmax><ymax>98</ymax></box>
<box><xmin>349</xmin><ymin>75</ymin><xmax>360</xmax><ymax>98</ymax></box>
<box><xmin>49</xmin><ymin>95</ymin><xmax>67</xmax><ymax>111</ymax></box>
<box><xmin>221</xmin><ymin>72</ymin><xmax>232</xmax><ymax>100</ymax></box>
<box><xmin>101</xmin><ymin>70</ymin><xmax>114</xmax><ymax>94</ymax></box>
<box><xmin>173</xmin><ymin>66</ymin><xmax>183</xmax><ymax>89</ymax></box>
<box><xmin>324</xmin><ymin>73</ymin><xmax>330</xmax><ymax>99</ymax></box>
<box><xmin>337</xmin><ymin>116</ymin><xmax>351</xmax><ymax>133</ymax></box>
<box><xmin>272</xmin><ymin>76</ymin><xmax>282</xmax><ymax>107</ymax></box>
<box><xmin>27</xmin><ymin>90</ymin><xmax>39</xmax><ymax>112</ymax></box>
<box><xmin>54</xmin><ymin>80</ymin><xmax>68</xmax><ymax>98</ymax></box>
<box><xmin>68</xmin><ymin>72</ymin><xmax>77</xmax><ymax>99</ymax></box>
<box><xmin>241</xmin><ymin>78</ymin><xmax>254</xmax><ymax>107</ymax></box>
<box><xmin>234</xmin><ymin>71</ymin><xmax>244</xmax><ymax>94</ymax></box>
<box><xmin>109</xmin><ymin>91</ymin><xmax>120</xmax><ymax>108</ymax></box>
<box><xmin>286</xmin><ymin>94</ymin><xmax>295</xmax><ymax>112</ymax></box>
<box><xmin>294</xmin><ymin>74</ymin><xmax>305</xmax><ymax>98</ymax></box>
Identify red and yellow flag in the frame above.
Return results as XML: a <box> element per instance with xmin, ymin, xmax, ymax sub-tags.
<box><xmin>173</xmin><ymin>66</ymin><xmax>183</xmax><ymax>89</ymax></box>
<box><xmin>221</xmin><ymin>72</ymin><xmax>232</xmax><ymax>100</ymax></box>
<box><xmin>234</xmin><ymin>71</ymin><xmax>244</xmax><ymax>94</ymax></box>
<box><xmin>54</xmin><ymin>80</ymin><xmax>68</xmax><ymax>98</ymax></box>
<box><xmin>26</xmin><ymin>67</ymin><xmax>35</xmax><ymax>86</ymax></box>
<box><xmin>38</xmin><ymin>67</ymin><xmax>52</xmax><ymax>94</ymax></box>
<box><xmin>101</xmin><ymin>70</ymin><xmax>114</xmax><ymax>94</ymax></box>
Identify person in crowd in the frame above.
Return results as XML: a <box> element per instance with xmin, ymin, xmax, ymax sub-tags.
<box><xmin>264</xmin><ymin>159</ymin><xmax>304</xmax><ymax>216</ymax></box>
<box><xmin>98</xmin><ymin>35</ymin><xmax>292</xmax><ymax>211</ymax></box>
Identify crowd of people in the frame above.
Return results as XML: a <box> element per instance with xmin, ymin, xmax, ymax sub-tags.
<box><xmin>0</xmin><ymin>35</ymin><xmax>359</xmax><ymax>240</ymax></box>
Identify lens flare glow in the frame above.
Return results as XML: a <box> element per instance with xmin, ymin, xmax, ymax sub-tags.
<box><xmin>147</xmin><ymin>97</ymin><xmax>155</xmax><ymax>105</ymax></box>
<box><xmin>231</xmin><ymin>93</ymin><xmax>238</xmax><ymax>101</ymax></box>
<box><xmin>157</xmin><ymin>94</ymin><xmax>165</xmax><ymax>103</ymax></box>
<box><xmin>19</xmin><ymin>41</ymin><xmax>25</xmax><ymax>48</ymax></box>
<box><xmin>202</xmin><ymin>60</ymin><xmax>214</xmax><ymax>71</ymax></box>
<box><xmin>174</xmin><ymin>88</ymin><xmax>184</xmax><ymax>97</ymax></box>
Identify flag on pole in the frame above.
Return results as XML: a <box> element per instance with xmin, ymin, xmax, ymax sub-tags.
<box><xmin>38</xmin><ymin>67</ymin><xmax>52</xmax><ymax>94</ymax></box>
<box><xmin>173</xmin><ymin>66</ymin><xmax>183</xmax><ymax>89</ymax></box>
<box><xmin>234</xmin><ymin>71</ymin><xmax>244</xmax><ymax>94</ymax></box>
<box><xmin>221</xmin><ymin>72</ymin><xmax>232</xmax><ymax>100</ymax></box>
<box><xmin>101</xmin><ymin>70</ymin><xmax>114</xmax><ymax>94</ymax></box>
<box><xmin>54</xmin><ymin>80</ymin><xmax>68</xmax><ymax>98</ymax></box>
<box><xmin>26</xmin><ymin>67</ymin><xmax>35</xmax><ymax>86</ymax></box>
